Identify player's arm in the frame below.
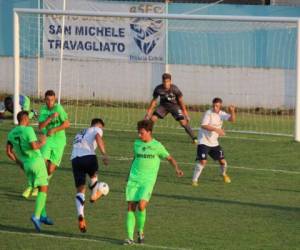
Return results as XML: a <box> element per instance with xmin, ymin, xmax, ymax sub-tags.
<box><xmin>227</xmin><ymin>105</ymin><xmax>236</xmax><ymax>122</ymax></box>
<box><xmin>6</xmin><ymin>142</ymin><xmax>23</xmax><ymax>169</ymax></box>
<box><xmin>177</xmin><ymin>96</ymin><xmax>190</xmax><ymax>120</ymax></box>
<box><xmin>47</xmin><ymin>120</ymin><xmax>70</xmax><ymax>136</ymax></box>
<box><xmin>95</xmin><ymin>133</ymin><xmax>108</xmax><ymax>166</ymax></box>
<box><xmin>30</xmin><ymin>134</ymin><xmax>47</xmax><ymax>150</ymax></box>
<box><xmin>166</xmin><ymin>155</ymin><xmax>184</xmax><ymax>177</ymax></box>
<box><xmin>201</xmin><ymin>124</ymin><xmax>225</xmax><ymax>136</ymax></box>
<box><xmin>145</xmin><ymin>98</ymin><xmax>157</xmax><ymax>120</ymax></box>
<box><xmin>38</xmin><ymin>112</ymin><xmax>59</xmax><ymax>130</ymax></box>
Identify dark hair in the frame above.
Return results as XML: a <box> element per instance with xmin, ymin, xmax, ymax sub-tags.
<box><xmin>45</xmin><ymin>90</ymin><xmax>56</xmax><ymax>97</ymax></box>
<box><xmin>162</xmin><ymin>73</ymin><xmax>171</xmax><ymax>81</ymax></box>
<box><xmin>4</xmin><ymin>96</ymin><xmax>13</xmax><ymax>112</ymax></box>
<box><xmin>17</xmin><ymin>110</ymin><xmax>29</xmax><ymax>123</ymax></box>
<box><xmin>137</xmin><ymin>119</ymin><xmax>153</xmax><ymax>132</ymax></box>
<box><xmin>212</xmin><ymin>97</ymin><xmax>223</xmax><ymax>104</ymax></box>
<box><xmin>91</xmin><ymin>118</ymin><xmax>105</xmax><ymax>127</ymax></box>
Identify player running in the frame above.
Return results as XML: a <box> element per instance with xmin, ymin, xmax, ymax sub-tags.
<box><xmin>6</xmin><ymin>111</ymin><xmax>53</xmax><ymax>232</ymax></box>
<box><xmin>145</xmin><ymin>73</ymin><xmax>197</xmax><ymax>144</ymax></box>
<box><xmin>71</xmin><ymin>118</ymin><xmax>109</xmax><ymax>233</ymax></box>
<box><xmin>38</xmin><ymin>90</ymin><xmax>70</xmax><ymax>180</ymax></box>
<box><xmin>124</xmin><ymin>120</ymin><xmax>184</xmax><ymax>245</ymax></box>
<box><xmin>192</xmin><ymin>97</ymin><xmax>236</xmax><ymax>186</ymax></box>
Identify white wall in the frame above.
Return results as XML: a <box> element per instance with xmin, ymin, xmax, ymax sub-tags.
<box><xmin>1</xmin><ymin>57</ymin><xmax>296</xmax><ymax>109</ymax></box>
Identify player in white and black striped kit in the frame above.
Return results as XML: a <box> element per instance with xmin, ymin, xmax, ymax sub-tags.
<box><xmin>71</xmin><ymin>118</ymin><xmax>108</xmax><ymax>233</ymax></box>
<box><xmin>192</xmin><ymin>97</ymin><xmax>236</xmax><ymax>186</ymax></box>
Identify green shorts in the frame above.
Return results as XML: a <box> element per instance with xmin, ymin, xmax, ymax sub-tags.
<box><xmin>41</xmin><ymin>140</ymin><xmax>65</xmax><ymax>167</ymax></box>
<box><xmin>125</xmin><ymin>180</ymin><xmax>155</xmax><ymax>202</ymax></box>
<box><xmin>24</xmin><ymin>158</ymin><xmax>48</xmax><ymax>188</ymax></box>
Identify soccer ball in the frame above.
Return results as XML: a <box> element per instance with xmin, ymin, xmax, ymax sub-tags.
<box><xmin>98</xmin><ymin>182</ymin><xmax>109</xmax><ymax>196</ymax></box>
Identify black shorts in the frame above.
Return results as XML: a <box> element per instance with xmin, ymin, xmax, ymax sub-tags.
<box><xmin>72</xmin><ymin>155</ymin><xmax>99</xmax><ymax>187</ymax></box>
<box><xmin>153</xmin><ymin>104</ymin><xmax>185</xmax><ymax>121</ymax></box>
<box><xmin>196</xmin><ymin>144</ymin><xmax>225</xmax><ymax>161</ymax></box>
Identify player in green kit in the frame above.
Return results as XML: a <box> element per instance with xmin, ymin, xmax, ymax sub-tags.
<box><xmin>6</xmin><ymin>111</ymin><xmax>53</xmax><ymax>231</ymax></box>
<box><xmin>124</xmin><ymin>120</ymin><xmax>184</xmax><ymax>245</ymax></box>
<box><xmin>38</xmin><ymin>90</ymin><xmax>70</xmax><ymax>178</ymax></box>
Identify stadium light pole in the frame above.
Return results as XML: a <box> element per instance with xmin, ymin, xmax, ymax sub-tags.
<box><xmin>295</xmin><ymin>19</ymin><xmax>300</xmax><ymax>142</ymax></box>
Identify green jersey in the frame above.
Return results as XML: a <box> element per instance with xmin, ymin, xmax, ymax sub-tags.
<box><xmin>128</xmin><ymin>139</ymin><xmax>170</xmax><ymax>185</ymax></box>
<box><xmin>7</xmin><ymin>126</ymin><xmax>43</xmax><ymax>164</ymax></box>
<box><xmin>39</xmin><ymin>103</ymin><xmax>68</xmax><ymax>144</ymax></box>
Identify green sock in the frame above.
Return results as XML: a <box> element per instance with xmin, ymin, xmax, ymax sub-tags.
<box><xmin>34</xmin><ymin>192</ymin><xmax>47</xmax><ymax>219</ymax></box>
<box><xmin>126</xmin><ymin>211</ymin><xmax>135</xmax><ymax>240</ymax></box>
<box><xmin>41</xmin><ymin>205</ymin><xmax>47</xmax><ymax>217</ymax></box>
<box><xmin>137</xmin><ymin>209</ymin><xmax>146</xmax><ymax>233</ymax></box>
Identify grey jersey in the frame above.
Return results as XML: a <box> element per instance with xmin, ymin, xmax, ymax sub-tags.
<box><xmin>153</xmin><ymin>84</ymin><xmax>183</xmax><ymax>106</ymax></box>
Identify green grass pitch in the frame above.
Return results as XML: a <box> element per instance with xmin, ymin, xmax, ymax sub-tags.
<box><xmin>0</xmin><ymin>119</ymin><xmax>299</xmax><ymax>250</ymax></box>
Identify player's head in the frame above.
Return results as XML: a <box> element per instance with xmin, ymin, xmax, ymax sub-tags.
<box><xmin>162</xmin><ymin>73</ymin><xmax>172</xmax><ymax>89</ymax></box>
<box><xmin>44</xmin><ymin>90</ymin><xmax>56</xmax><ymax>109</ymax></box>
<box><xmin>4</xmin><ymin>96</ymin><xmax>13</xmax><ymax>113</ymax></box>
<box><xmin>212</xmin><ymin>97</ymin><xmax>223</xmax><ymax>113</ymax></box>
<box><xmin>91</xmin><ymin>118</ymin><xmax>105</xmax><ymax>128</ymax></box>
<box><xmin>17</xmin><ymin>110</ymin><xmax>29</xmax><ymax>125</ymax></box>
<box><xmin>137</xmin><ymin>119</ymin><xmax>153</xmax><ymax>142</ymax></box>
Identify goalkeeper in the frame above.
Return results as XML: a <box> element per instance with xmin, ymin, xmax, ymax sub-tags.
<box><xmin>0</xmin><ymin>95</ymin><xmax>38</xmax><ymax>119</ymax></box>
<box><xmin>145</xmin><ymin>73</ymin><xmax>197</xmax><ymax>144</ymax></box>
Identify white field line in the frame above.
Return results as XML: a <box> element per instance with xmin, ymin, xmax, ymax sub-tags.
<box><xmin>0</xmin><ymin>230</ymin><xmax>191</xmax><ymax>250</ymax></box>
<box><xmin>104</xmin><ymin>156</ymin><xmax>300</xmax><ymax>175</ymax></box>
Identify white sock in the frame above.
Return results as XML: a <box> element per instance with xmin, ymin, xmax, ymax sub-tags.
<box><xmin>220</xmin><ymin>162</ymin><xmax>227</xmax><ymax>176</ymax></box>
<box><xmin>192</xmin><ymin>163</ymin><xmax>204</xmax><ymax>182</ymax></box>
<box><xmin>75</xmin><ymin>192</ymin><xmax>85</xmax><ymax>217</ymax></box>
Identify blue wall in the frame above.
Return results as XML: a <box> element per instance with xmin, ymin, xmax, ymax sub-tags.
<box><xmin>0</xmin><ymin>0</ymin><xmax>39</xmax><ymax>56</ymax></box>
<box><xmin>1</xmin><ymin>1</ymin><xmax>300</xmax><ymax>69</ymax></box>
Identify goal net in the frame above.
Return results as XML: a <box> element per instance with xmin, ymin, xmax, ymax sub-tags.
<box><xmin>14</xmin><ymin>8</ymin><xmax>299</xmax><ymax>139</ymax></box>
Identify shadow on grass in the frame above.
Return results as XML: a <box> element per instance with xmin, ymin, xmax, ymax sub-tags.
<box><xmin>0</xmin><ymin>192</ymin><xmax>35</xmax><ymax>202</ymax></box>
<box><xmin>0</xmin><ymin>224</ymin><xmax>122</xmax><ymax>245</ymax></box>
<box><xmin>154</xmin><ymin>193</ymin><xmax>300</xmax><ymax>213</ymax></box>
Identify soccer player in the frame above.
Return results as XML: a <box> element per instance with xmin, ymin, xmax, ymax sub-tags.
<box><xmin>38</xmin><ymin>90</ymin><xmax>70</xmax><ymax>179</ymax></box>
<box><xmin>0</xmin><ymin>95</ymin><xmax>38</xmax><ymax>119</ymax></box>
<box><xmin>70</xmin><ymin>118</ymin><xmax>109</xmax><ymax>233</ymax></box>
<box><xmin>6</xmin><ymin>111</ymin><xmax>53</xmax><ymax>232</ymax></box>
<box><xmin>145</xmin><ymin>73</ymin><xmax>197</xmax><ymax>144</ymax></box>
<box><xmin>192</xmin><ymin>97</ymin><xmax>236</xmax><ymax>186</ymax></box>
<box><xmin>124</xmin><ymin>120</ymin><xmax>184</xmax><ymax>245</ymax></box>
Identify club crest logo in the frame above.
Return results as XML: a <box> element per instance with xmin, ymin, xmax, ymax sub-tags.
<box><xmin>130</xmin><ymin>17</ymin><xmax>163</xmax><ymax>55</ymax></box>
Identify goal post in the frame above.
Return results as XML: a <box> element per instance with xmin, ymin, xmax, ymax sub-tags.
<box><xmin>13</xmin><ymin>8</ymin><xmax>300</xmax><ymax>140</ymax></box>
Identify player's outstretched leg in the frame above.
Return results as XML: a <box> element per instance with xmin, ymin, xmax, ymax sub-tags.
<box><xmin>31</xmin><ymin>186</ymin><xmax>48</xmax><ymax>232</ymax></box>
<box><xmin>89</xmin><ymin>176</ymin><xmax>102</xmax><ymax>202</ymax></box>
<box><xmin>220</xmin><ymin>160</ymin><xmax>231</xmax><ymax>183</ymax></box>
<box><xmin>75</xmin><ymin>192</ymin><xmax>86</xmax><ymax>232</ymax></box>
<box><xmin>124</xmin><ymin>202</ymin><xmax>136</xmax><ymax>245</ymax></box>
<box><xmin>179</xmin><ymin>120</ymin><xmax>197</xmax><ymax>144</ymax></box>
<box><xmin>136</xmin><ymin>209</ymin><xmax>146</xmax><ymax>244</ymax></box>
